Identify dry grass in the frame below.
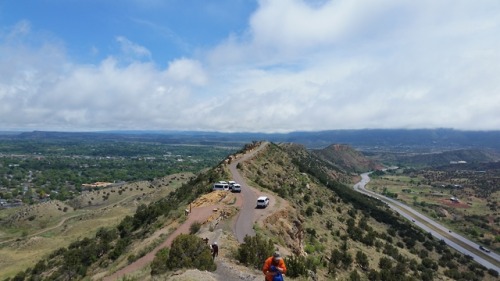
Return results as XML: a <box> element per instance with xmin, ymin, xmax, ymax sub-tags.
<box><xmin>0</xmin><ymin>173</ymin><xmax>193</xmax><ymax>281</ymax></box>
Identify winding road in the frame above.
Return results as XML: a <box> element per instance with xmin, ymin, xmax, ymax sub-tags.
<box><xmin>230</xmin><ymin>142</ymin><xmax>270</xmax><ymax>243</ymax></box>
<box><xmin>354</xmin><ymin>172</ymin><xmax>500</xmax><ymax>272</ymax></box>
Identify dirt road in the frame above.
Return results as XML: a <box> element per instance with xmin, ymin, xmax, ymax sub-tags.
<box><xmin>230</xmin><ymin>142</ymin><xmax>270</xmax><ymax>242</ymax></box>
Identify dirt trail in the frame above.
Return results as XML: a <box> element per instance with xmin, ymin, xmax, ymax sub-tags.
<box><xmin>102</xmin><ymin>204</ymin><xmax>221</xmax><ymax>281</ymax></box>
<box><xmin>0</xmin><ymin>214</ymin><xmax>81</xmax><ymax>245</ymax></box>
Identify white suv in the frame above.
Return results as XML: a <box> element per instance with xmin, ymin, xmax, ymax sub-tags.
<box><xmin>256</xmin><ymin>196</ymin><xmax>269</xmax><ymax>208</ymax></box>
<box><xmin>232</xmin><ymin>184</ymin><xmax>241</xmax><ymax>193</ymax></box>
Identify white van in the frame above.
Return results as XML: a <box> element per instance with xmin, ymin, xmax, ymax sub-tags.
<box><xmin>213</xmin><ymin>183</ymin><xmax>229</xmax><ymax>191</ymax></box>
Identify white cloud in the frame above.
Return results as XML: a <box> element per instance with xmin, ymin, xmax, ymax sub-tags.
<box><xmin>1</xmin><ymin>0</ymin><xmax>500</xmax><ymax>132</ymax></box>
<box><xmin>165</xmin><ymin>59</ymin><xmax>207</xmax><ymax>86</ymax></box>
<box><xmin>203</xmin><ymin>0</ymin><xmax>500</xmax><ymax>131</ymax></box>
<box><xmin>116</xmin><ymin>36</ymin><xmax>152</xmax><ymax>61</ymax></box>
<box><xmin>0</xmin><ymin>26</ymin><xmax>207</xmax><ymax>130</ymax></box>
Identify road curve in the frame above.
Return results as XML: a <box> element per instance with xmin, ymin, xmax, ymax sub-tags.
<box><xmin>354</xmin><ymin>172</ymin><xmax>500</xmax><ymax>272</ymax></box>
<box><xmin>229</xmin><ymin>142</ymin><xmax>269</xmax><ymax>243</ymax></box>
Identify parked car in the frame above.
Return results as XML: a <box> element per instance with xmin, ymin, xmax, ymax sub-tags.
<box><xmin>232</xmin><ymin>184</ymin><xmax>241</xmax><ymax>193</ymax></box>
<box><xmin>256</xmin><ymin>196</ymin><xmax>270</xmax><ymax>208</ymax></box>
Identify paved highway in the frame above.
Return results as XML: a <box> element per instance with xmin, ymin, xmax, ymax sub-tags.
<box><xmin>354</xmin><ymin>172</ymin><xmax>500</xmax><ymax>272</ymax></box>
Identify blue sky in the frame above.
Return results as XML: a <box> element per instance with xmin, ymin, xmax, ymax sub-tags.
<box><xmin>1</xmin><ymin>0</ymin><xmax>499</xmax><ymax>132</ymax></box>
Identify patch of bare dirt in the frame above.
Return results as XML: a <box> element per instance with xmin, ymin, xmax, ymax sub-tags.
<box><xmin>191</xmin><ymin>190</ymin><xmax>237</xmax><ymax>208</ymax></box>
<box><xmin>15</xmin><ymin>236</ymin><xmax>47</xmax><ymax>250</ymax></box>
<box><xmin>166</xmin><ymin>269</ymin><xmax>219</xmax><ymax>281</ymax></box>
<box><xmin>262</xmin><ymin>205</ymin><xmax>304</xmax><ymax>256</ymax></box>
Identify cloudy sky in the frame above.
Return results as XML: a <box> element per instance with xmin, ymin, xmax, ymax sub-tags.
<box><xmin>1</xmin><ymin>0</ymin><xmax>499</xmax><ymax>133</ymax></box>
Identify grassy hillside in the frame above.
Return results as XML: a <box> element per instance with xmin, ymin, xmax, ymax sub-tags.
<box><xmin>238</xmin><ymin>143</ymin><xmax>497</xmax><ymax>280</ymax></box>
<box><xmin>0</xmin><ymin>173</ymin><xmax>196</xmax><ymax>280</ymax></box>
<box><xmin>3</xmin><ymin>142</ymin><xmax>498</xmax><ymax>281</ymax></box>
<box><xmin>312</xmin><ymin>144</ymin><xmax>384</xmax><ymax>173</ymax></box>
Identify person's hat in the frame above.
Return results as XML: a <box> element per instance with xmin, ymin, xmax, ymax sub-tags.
<box><xmin>273</xmin><ymin>251</ymin><xmax>281</xmax><ymax>259</ymax></box>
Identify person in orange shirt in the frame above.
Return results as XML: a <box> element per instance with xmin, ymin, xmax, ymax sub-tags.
<box><xmin>262</xmin><ymin>251</ymin><xmax>286</xmax><ymax>281</ymax></box>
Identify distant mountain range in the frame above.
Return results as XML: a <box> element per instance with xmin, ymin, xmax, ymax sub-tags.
<box><xmin>365</xmin><ymin>148</ymin><xmax>500</xmax><ymax>168</ymax></box>
<box><xmin>1</xmin><ymin>128</ymin><xmax>500</xmax><ymax>152</ymax></box>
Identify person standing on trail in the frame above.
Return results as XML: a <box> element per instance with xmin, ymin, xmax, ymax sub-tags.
<box><xmin>263</xmin><ymin>251</ymin><xmax>286</xmax><ymax>281</ymax></box>
<box><xmin>211</xmin><ymin>241</ymin><xmax>218</xmax><ymax>259</ymax></box>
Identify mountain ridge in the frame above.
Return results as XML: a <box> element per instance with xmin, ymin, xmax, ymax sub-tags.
<box><xmin>312</xmin><ymin>144</ymin><xmax>384</xmax><ymax>173</ymax></box>
<box><xmin>3</xmin><ymin>141</ymin><xmax>499</xmax><ymax>280</ymax></box>
<box><xmin>3</xmin><ymin>128</ymin><xmax>500</xmax><ymax>151</ymax></box>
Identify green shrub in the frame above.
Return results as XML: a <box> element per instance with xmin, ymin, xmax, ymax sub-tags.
<box><xmin>284</xmin><ymin>255</ymin><xmax>308</xmax><ymax>278</ymax></box>
<box><xmin>356</xmin><ymin>251</ymin><xmax>369</xmax><ymax>270</ymax></box>
<box><xmin>237</xmin><ymin>234</ymin><xmax>275</xmax><ymax>269</ymax></box>
<box><xmin>349</xmin><ymin>269</ymin><xmax>361</xmax><ymax>281</ymax></box>
<box><xmin>127</xmin><ymin>254</ymin><xmax>136</xmax><ymax>264</ymax></box>
<box><xmin>189</xmin><ymin>221</ymin><xmax>202</xmax><ymax>234</ymax></box>
<box><xmin>304</xmin><ymin>244</ymin><xmax>316</xmax><ymax>254</ymax></box>
<box><xmin>305</xmin><ymin>206</ymin><xmax>314</xmax><ymax>216</ymax></box>
<box><xmin>166</xmin><ymin>234</ymin><xmax>215</xmax><ymax>271</ymax></box>
<box><xmin>151</xmin><ymin>248</ymin><xmax>170</xmax><ymax>275</ymax></box>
